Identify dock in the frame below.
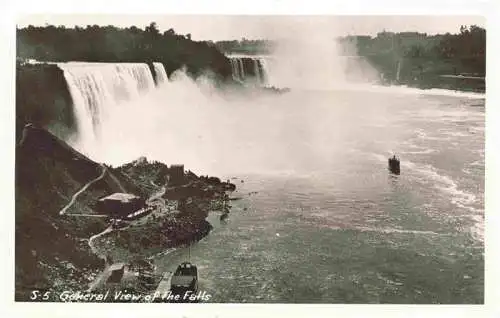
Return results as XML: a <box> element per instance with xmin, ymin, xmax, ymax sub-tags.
<box><xmin>149</xmin><ymin>271</ymin><xmax>174</xmax><ymax>303</ymax></box>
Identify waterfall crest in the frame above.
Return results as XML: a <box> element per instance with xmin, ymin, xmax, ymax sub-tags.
<box><xmin>228</xmin><ymin>56</ymin><xmax>268</xmax><ymax>86</ymax></box>
<box><xmin>153</xmin><ymin>62</ymin><xmax>169</xmax><ymax>84</ymax></box>
<box><xmin>58</xmin><ymin>62</ymin><xmax>156</xmax><ymax>151</ymax></box>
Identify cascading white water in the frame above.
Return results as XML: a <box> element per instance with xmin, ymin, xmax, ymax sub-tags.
<box><xmin>230</xmin><ymin>59</ymin><xmax>236</xmax><ymax>80</ymax></box>
<box><xmin>153</xmin><ymin>62</ymin><xmax>169</xmax><ymax>84</ymax></box>
<box><xmin>230</xmin><ymin>59</ymin><xmax>241</xmax><ymax>82</ymax></box>
<box><xmin>58</xmin><ymin>62</ymin><xmax>155</xmax><ymax>154</ymax></box>
<box><xmin>229</xmin><ymin>56</ymin><xmax>268</xmax><ymax>86</ymax></box>
<box><xmin>253</xmin><ymin>59</ymin><xmax>262</xmax><ymax>83</ymax></box>
<box><xmin>238</xmin><ymin>59</ymin><xmax>245</xmax><ymax>80</ymax></box>
<box><xmin>259</xmin><ymin>57</ymin><xmax>274</xmax><ymax>86</ymax></box>
<box><xmin>53</xmin><ymin>57</ymin><xmax>485</xmax><ymax>179</ymax></box>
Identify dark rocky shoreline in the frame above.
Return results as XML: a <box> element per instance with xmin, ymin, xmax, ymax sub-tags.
<box><xmin>15</xmin><ymin>124</ymin><xmax>236</xmax><ymax>301</ymax></box>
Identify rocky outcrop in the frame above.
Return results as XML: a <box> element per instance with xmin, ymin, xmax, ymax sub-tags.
<box><xmin>15</xmin><ymin>125</ymin><xmax>236</xmax><ymax>301</ymax></box>
<box><xmin>16</xmin><ymin>63</ymin><xmax>76</xmax><ymax>143</ymax></box>
<box><xmin>15</xmin><ymin>124</ymin><xmax>143</xmax><ymax>300</ymax></box>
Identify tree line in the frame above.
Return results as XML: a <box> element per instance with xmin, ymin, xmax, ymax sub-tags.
<box><xmin>217</xmin><ymin>25</ymin><xmax>484</xmax><ymax>59</ymax></box>
<box><xmin>16</xmin><ymin>22</ymin><xmax>232</xmax><ymax>80</ymax></box>
<box><xmin>215</xmin><ymin>25</ymin><xmax>485</xmax><ymax>91</ymax></box>
<box><xmin>345</xmin><ymin>25</ymin><xmax>486</xmax><ymax>77</ymax></box>
<box><xmin>216</xmin><ymin>25</ymin><xmax>485</xmax><ymax>77</ymax></box>
<box><xmin>214</xmin><ymin>38</ymin><xmax>274</xmax><ymax>55</ymax></box>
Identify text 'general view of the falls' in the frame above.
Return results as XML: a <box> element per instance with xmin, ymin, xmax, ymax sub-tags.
<box><xmin>15</xmin><ymin>16</ymin><xmax>485</xmax><ymax>304</ymax></box>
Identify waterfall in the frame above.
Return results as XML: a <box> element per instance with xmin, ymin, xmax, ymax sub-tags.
<box><xmin>259</xmin><ymin>58</ymin><xmax>274</xmax><ymax>86</ymax></box>
<box><xmin>230</xmin><ymin>59</ymin><xmax>236</xmax><ymax>80</ymax></box>
<box><xmin>228</xmin><ymin>56</ymin><xmax>269</xmax><ymax>86</ymax></box>
<box><xmin>238</xmin><ymin>59</ymin><xmax>245</xmax><ymax>80</ymax></box>
<box><xmin>253</xmin><ymin>59</ymin><xmax>261</xmax><ymax>83</ymax></box>
<box><xmin>230</xmin><ymin>59</ymin><xmax>241</xmax><ymax>82</ymax></box>
<box><xmin>58</xmin><ymin>62</ymin><xmax>156</xmax><ymax>151</ymax></box>
<box><xmin>153</xmin><ymin>62</ymin><xmax>169</xmax><ymax>84</ymax></box>
<box><xmin>396</xmin><ymin>59</ymin><xmax>402</xmax><ymax>82</ymax></box>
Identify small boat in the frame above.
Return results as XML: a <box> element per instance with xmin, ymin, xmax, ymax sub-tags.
<box><xmin>170</xmin><ymin>262</ymin><xmax>199</xmax><ymax>301</ymax></box>
<box><xmin>388</xmin><ymin>155</ymin><xmax>401</xmax><ymax>175</ymax></box>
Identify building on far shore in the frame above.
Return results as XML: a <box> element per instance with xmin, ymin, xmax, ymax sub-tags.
<box><xmin>95</xmin><ymin>193</ymin><xmax>145</xmax><ymax>218</ymax></box>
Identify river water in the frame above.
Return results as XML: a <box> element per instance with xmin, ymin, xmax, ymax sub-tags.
<box><xmin>150</xmin><ymin>88</ymin><xmax>484</xmax><ymax>304</ymax></box>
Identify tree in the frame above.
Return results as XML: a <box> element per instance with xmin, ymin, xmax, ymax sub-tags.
<box><xmin>406</xmin><ymin>44</ymin><xmax>424</xmax><ymax>58</ymax></box>
<box><xmin>145</xmin><ymin>22</ymin><xmax>159</xmax><ymax>35</ymax></box>
<box><xmin>16</xmin><ymin>23</ymin><xmax>234</xmax><ymax>79</ymax></box>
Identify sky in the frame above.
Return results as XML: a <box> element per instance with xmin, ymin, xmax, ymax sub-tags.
<box><xmin>17</xmin><ymin>15</ymin><xmax>486</xmax><ymax>41</ymax></box>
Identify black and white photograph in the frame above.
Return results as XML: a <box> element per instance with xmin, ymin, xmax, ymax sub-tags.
<box><xmin>12</xmin><ymin>9</ymin><xmax>489</xmax><ymax>309</ymax></box>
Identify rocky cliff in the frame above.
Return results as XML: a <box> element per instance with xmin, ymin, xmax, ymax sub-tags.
<box><xmin>15</xmin><ymin>125</ymin><xmax>235</xmax><ymax>301</ymax></box>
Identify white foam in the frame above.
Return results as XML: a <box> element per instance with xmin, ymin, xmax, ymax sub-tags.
<box><xmin>469</xmin><ymin>160</ymin><xmax>484</xmax><ymax>167</ymax></box>
<box><xmin>356</xmin><ymin>226</ymin><xmax>442</xmax><ymax>236</ymax></box>
<box><xmin>440</xmin><ymin>130</ymin><xmax>471</xmax><ymax>138</ymax></box>
<box><xmin>413</xmin><ymin>128</ymin><xmax>450</xmax><ymax>141</ymax></box>
<box><xmin>370</xmin><ymin>153</ymin><xmax>481</xmax><ymax>211</ymax></box>
<box><xmin>328</xmin><ymin>83</ymin><xmax>485</xmax><ymax>99</ymax></box>
<box><xmin>404</xmin><ymin>161</ymin><xmax>476</xmax><ymax>203</ymax></box>
<box><xmin>468</xmin><ymin>214</ymin><xmax>485</xmax><ymax>243</ymax></box>
<box><xmin>401</xmin><ymin>149</ymin><xmax>437</xmax><ymax>155</ymax></box>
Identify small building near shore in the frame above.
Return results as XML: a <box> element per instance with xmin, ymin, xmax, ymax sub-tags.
<box><xmin>95</xmin><ymin>193</ymin><xmax>145</xmax><ymax>218</ymax></box>
<box><xmin>107</xmin><ymin>262</ymin><xmax>126</xmax><ymax>283</ymax></box>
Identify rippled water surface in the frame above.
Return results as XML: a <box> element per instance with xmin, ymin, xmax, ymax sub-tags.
<box><xmin>154</xmin><ymin>89</ymin><xmax>484</xmax><ymax>304</ymax></box>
